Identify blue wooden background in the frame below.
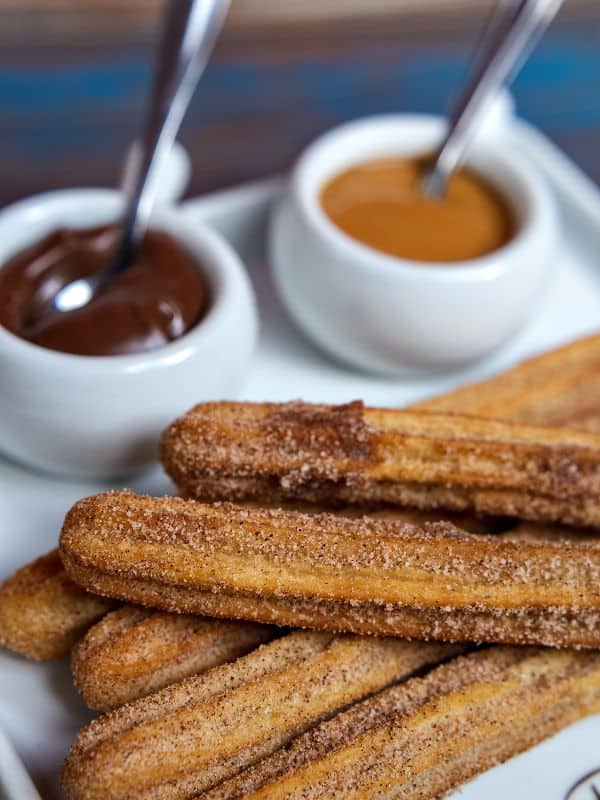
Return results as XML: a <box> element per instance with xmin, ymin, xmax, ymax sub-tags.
<box><xmin>1</xmin><ymin>9</ymin><xmax>599</xmax><ymax>205</ymax></box>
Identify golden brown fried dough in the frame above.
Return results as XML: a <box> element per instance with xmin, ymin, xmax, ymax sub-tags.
<box><xmin>224</xmin><ymin>499</ymin><xmax>504</xmax><ymax>534</ymax></box>
<box><xmin>0</xmin><ymin>549</ymin><xmax>114</xmax><ymax>660</ymax></box>
<box><xmin>0</xmin><ymin>507</ymin><xmax>491</xmax><ymax>665</ymax></box>
<box><xmin>504</xmin><ymin>520</ymin><xmax>600</xmax><ymax>544</ymax></box>
<box><xmin>416</xmin><ymin>330</ymin><xmax>600</xmax><ymax>431</ymax></box>
<box><xmin>200</xmin><ymin>647</ymin><xmax>600</xmax><ymax>800</ymax></box>
<box><xmin>71</xmin><ymin>606</ymin><xmax>276</xmax><ymax>710</ymax></box>
<box><xmin>160</xmin><ymin>401</ymin><xmax>600</xmax><ymax>527</ymax></box>
<box><xmin>60</xmin><ymin>492</ymin><xmax>600</xmax><ymax>648</ymax></box>
<box><xmin>61</xmin><ymin>631</ymin><xmax>454</xmax><ymax>800</ymax></box>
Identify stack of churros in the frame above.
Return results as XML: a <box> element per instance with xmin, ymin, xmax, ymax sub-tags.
<box><xmin>1</xmin><ymin>331</ymin><xmax>599</xmax><ymax>800</ymax></box>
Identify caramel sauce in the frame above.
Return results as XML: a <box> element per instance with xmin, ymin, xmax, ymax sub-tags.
<box><xmin>320</xmin><ymin>157</ymin><xmax>515</xmax><ymax>263</ymax></box>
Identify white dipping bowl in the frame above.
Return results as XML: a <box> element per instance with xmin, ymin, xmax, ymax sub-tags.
<box><xmin>270</xmin><ymin>113</ymin><xmax>558</xmax><ymax>374</ymax></box>
<box><xmin>0</xmin><ymin>190</ymin><xmax>257</xmax><ymax>478</ymax></box>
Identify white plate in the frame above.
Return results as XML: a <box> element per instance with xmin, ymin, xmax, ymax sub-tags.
<box><xmin>1</xmin><ymin>105</ymin><xmax>599</xmax><ymax>798</ymax></box>
<box><xmin>0</xmin><ymin>727</ymin><xmax>41</xmax><ymax>800</ymax></box>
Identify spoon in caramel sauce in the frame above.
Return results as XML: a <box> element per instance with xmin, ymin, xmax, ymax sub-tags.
<box><xmin>51</xmin><ymin>0</ymin><xmax>229</xmax><ymax>316</ymax></box>
<box><xmin>423</xmin><ymin>0</ymin><xmax>563</xmax><ymax>198</ymax></box>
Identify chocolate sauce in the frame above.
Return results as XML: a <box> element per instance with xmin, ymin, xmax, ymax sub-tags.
<box><xmin>0</xmin><ymin>225</ymin><xmax>209</xmax><ymax>356</ymax></box>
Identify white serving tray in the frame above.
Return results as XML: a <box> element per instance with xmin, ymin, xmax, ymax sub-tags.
<box><xmin>0</xmin><ymin>727</ymin><xmax>41</xmax><ymax>800</ymax></box>
<box><xmin>1</xmin><ymin>103</ymin><xmax>599</xmax><ymax>799</ymax></box>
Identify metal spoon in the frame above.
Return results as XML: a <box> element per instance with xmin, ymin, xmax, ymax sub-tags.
<box><xmin>53</xmin><ymin>0</ymin><xmax>230</xmax><ymax>314</ymax></box>
<box><xmin>422</xmin><ymin>0</ymin><xmax>563</xmax><ymax>198</ymax></box>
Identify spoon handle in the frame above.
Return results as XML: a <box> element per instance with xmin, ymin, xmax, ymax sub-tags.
<box><xmin>112</xmin><ymin>0</ymin><xmax>230</xmax><ymax>274</ymax></box>
<box><xmin>424</xmin><ymin>0</ymin><xmax>563</xmax><ymax>198</ymax></box>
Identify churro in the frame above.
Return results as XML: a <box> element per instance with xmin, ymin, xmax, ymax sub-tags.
<box><xmin>201</xmin><ymin>647</ymin><xmax>600</xmax><ymax>800</ymax></box>
<box><xmin>416</xmin><ymin>330</ymin><xmax>600</xmax><ymax>431</ymax></box>
<box><xmin>61</xmin><ymin>631</ymin><xmax>454</xmax><ymax>800</ymax></box>
<box><xmin>160</xmin><ymin>401</ymin><xmax>600</xmax><ymax>527</ymax></box>
<box><xmin>60</xmin><ymin>491</ymin><xmax>600</xmax><ymax>648</ymax></box>
<box><xmin>71</xmin><ymin>606</ymin><xmax>275</xmax><ymax>710</ymax></box>
<box><xmin>0</xmin><ymin>504</ymin><xmax>490</xmax><ymax>666</ymax></box>
<box><xmin>505</xmin><ymin>519</ymin><xmax>600</xmax><ymax>544</ymax></box>
<box><xmin>0</xmin><ymin>549</ymin><xmax>114</xmax><ymax>660</ymax></box>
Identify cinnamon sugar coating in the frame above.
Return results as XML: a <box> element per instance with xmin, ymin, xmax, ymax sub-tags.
<box><xmin>0</xmin><ymin>549</ymin><xmax>114</xmax><ymax>660</ymax></box>
<box><xmin>0</xmin><ymin>507</ymin><xmax>484</xmax><ymax>667</ymax></box>
<box><xmin>71</xmin><ymin>606</ymin><xmax>275</xmax><ymax>710</ymax></box>
<box><xmin>60</xmin><ymin>491</ymin><xmax>600</xmax><ymax>648</ymax></box>
<box><xmin>160</xmin><ymin>401</ymin><xmax>600</xmax><ymax>527</ymax></box>
<box><xmin>416</xmin><ymin>330</ymin><xmax>600</xmax><ymax>432</ymax></box>
<box><xmin>62</xmin><ymin>631</ymin><xmax>454</xmax><ymax>800</ymax></box>
<box><xmin>199</xmin><ymin>647</ymin><xmax>600</xmax><ymax>800</ymax></box>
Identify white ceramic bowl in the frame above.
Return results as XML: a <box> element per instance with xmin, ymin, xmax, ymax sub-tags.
<box><xmin>0</xmin><ymin>191</ymin><xmax>257</xmax><ymax>478</ymax></box>
<box><xmin>270</xmin><ymin>110</ymin><xmax>558</xmax><ymax>374</ymax></box>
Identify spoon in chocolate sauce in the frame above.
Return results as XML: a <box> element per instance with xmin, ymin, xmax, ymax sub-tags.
<box><xmin>422</xmin><ymin>0</ymin><xmax>562</xmax><ymax>198</ymax></box>
<box><xmin>52</xmin><ymin>0</ymin><xmax>229</xmax><ymax>314</ymax></box>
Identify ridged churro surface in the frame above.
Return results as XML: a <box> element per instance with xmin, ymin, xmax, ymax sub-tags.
<box><xmin>62</xmin><ymin>631</ymin><xmax>453</xmax><ymax>800</ymax></box>
<box><xmin>416</xmin><ymin>330</ymin><xmax>600</xmax><ymax>431</ymax></box>
<box><xmin>0</xmin><ymin>549</ymin><xmax>114</xmax><ymax>660</ymax></box>
<box><xmin>160</xmin><ymin>401</ymin><xmax>600</xmax><ymax>527</ymax></box>
<box><xmin>72</xmin><ymin>606</ymin><xmax>275</xmax><ymax>710</ymax></box>
<box><xmin>60</xmin><ymin>492</ymin><xmax>600</xmax><ymax>648</ymax></box>
<box><xmin>200</xmin><ymin>647</ymin><xmax>600</xmax><ymax>800</ymax></box>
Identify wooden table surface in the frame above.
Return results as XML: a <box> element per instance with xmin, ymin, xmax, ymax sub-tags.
<box><xmin>1</xmin><ymin>3</ymin><xmax>599</xmax><ymax>207</ymax></box>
